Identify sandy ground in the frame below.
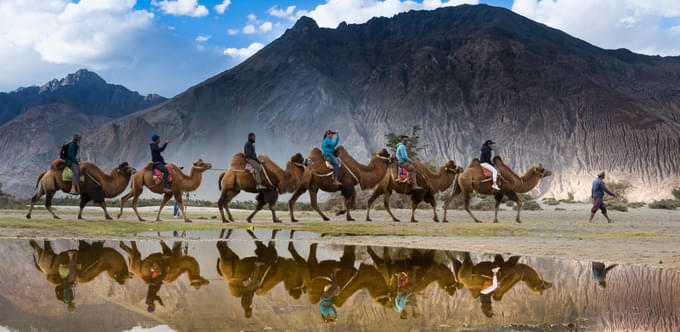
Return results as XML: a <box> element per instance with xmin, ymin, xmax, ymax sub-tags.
<box><xmin>3</xmin><ymin>202</ymin><xmax>679</xmax><ymax>269</ymax></box>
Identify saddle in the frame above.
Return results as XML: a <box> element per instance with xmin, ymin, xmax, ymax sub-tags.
<box><xmin>482</xmin><ymin>169</ymin><xmax>503</xmax><ymax>180</ymax></box>
<box><xmin>396</xmin><ymin>166</ymin><xmax>412</xmax><ymax>184</ymax></box>
<box><xmin>244</xmin><ymin>163</ymin><xmax>254</xmax><ymax>173</ymax></box>
<box><xmin>62</xmin><ymin>168</ymin><xmax>84</xmax><ymax>183</ymax></box>
<box><xmin>152</xmin><ymin>166</ymin><xmax>173</xmax><ymax>185</ymax></box>
<box><xmin>324</xmin><ymin>159</ymin><xmax>341</xmax><ymax>170</ymax></box>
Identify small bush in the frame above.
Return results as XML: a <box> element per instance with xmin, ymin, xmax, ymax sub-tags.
<box><xmin>543</xmin><ymin>198</ymin><xmax>560</xmax><ymax>206</ymax></box>
<box><xmin>607</xmin><ymin>200</ymin><xmax>628</xmax><ymax>212</ymax></box>
<box><xmin>0</xmin><ymin>183</ymin><xmax>27</xmax><ymax>209</ymax></box>
<box><xmin>627</xmin><ymin>202</ymin><xmax>645</xmax><ymax>209</ymax></box>
<box><xmin>605</xmin><ymin>180</ymin><xmax>632</xmax><ymax>203</ymax></box>
<box><xmin>555</xmin><ymin>207</ymin><xmax>566</xmax><ymax>211</ymax></box>
<box><xmin>649</xmin><ymin>200</ymin><xmax>680</xmax><ymax>210</ymax></box>
<box><xmin>672</xmin><ymin>188</ymin><xmax>680</xmax><ymax>201</ymax></box>
<box><xmin>515</xmin><ymin>200</ymin><xmax>543</xmax><ymax>211</ymax></box>
<box><xmin>471</xmin><ymin>196</ymin><xmax>498</xmax><ymax>211</ymax></box>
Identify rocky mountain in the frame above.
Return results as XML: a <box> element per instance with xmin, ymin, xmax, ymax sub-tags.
<box><xmin>0</xmin><ymin>70</ymin><xmax>166</xmax><ymax>196</ymax></box>
<box><xmin>7</xmin><ymin>5</ymin><xmax>680</xmax><ymax>201</ymax></box>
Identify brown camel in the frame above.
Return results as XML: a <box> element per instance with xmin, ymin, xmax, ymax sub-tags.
<box><xmin>217</xmin><ymin>153</ymin><xmax>309</xmax><ymax>223</ymax></box>
<box><xmin>288</xmin><ymin>146</ymin><xmax>394</xmax><ymax>222</ymax></box>
<box><xmin>455</xmin><ymin>252</ymin><xmax>551</xmax><ymax>317</ymax></box>
<box><xmin>30</xmin><ymin>240</ymin><xmax>132</xmax><ymax>286</ymax></box>
<box><xmin>119</xmin><ymin>241</ymin><xmax>209</xmax><ymax>289</ymax></box>
<box><xmin>26</xmin><ymin>161</ymin><xmax>136</xmax><ymax>220</ymax></box>
<box><xmin>443</xmin><ymin>156</ymin><xmax>552</xmax><ymax>223</ymax></box>
<box><xmin>117</xmin><ymin>159</ymin><xmax>212</xmax><ymax>223</ymax></box>
<box><xmin>366</xmin><ymin>160</ymin><xmax>463</xmax><ymax>223</ymax></box>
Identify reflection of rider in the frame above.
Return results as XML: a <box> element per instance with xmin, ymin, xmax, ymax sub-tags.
<box><xmin>146</xmin><ymin>259</ymin><xmax>168</xmax><ymax>312</ymax></box>
<box><xmin>395</xmin><ymin>272</ymin><xmax>411</xmax><ymax>320</ymax></box>
<box><xmin>592</xmin><ymin>262</ymin><xmax>617</xmax><ymax>288</ymax></box>
<box><xmin>320</xmin><ymin>270</ymin><xmax>339</xmax><ymax>323</ymax></box>
<box><xmin>55</xmin><ymin>250</ymin><xmax>78</xmax><ymax>312</ymax></box>
<box><xmin>480</xmin><ymin>140</ymin><xmax>500</xmax><ymax>191</ymax></box>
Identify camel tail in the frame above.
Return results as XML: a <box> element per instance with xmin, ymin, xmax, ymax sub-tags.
<box><xmin>35</xmin><ymin>171</ymin><xmax>46</xmax><ymax>189</ymax></box>
<box><xmin>218</xmin><ymin>172</ymin><xmax>224</xmax><ymax>191</ymax></box>
<box><xmin>452</xmin><ymin>177</ymin><xmax>462</xmax><ymax>196</ymax></box>
<box><xmin>32</xmin><ymin>254</ymin><xmax>42</xmax><ymax>272</ymax></box>
<box><xmin>216</xmin><ymin>258</ymin><xmax>222</xmax><ymax>276</ymax></box>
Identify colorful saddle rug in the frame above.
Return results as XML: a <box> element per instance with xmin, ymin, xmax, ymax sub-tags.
<box><xmin>152</xmin><ymin>166</ymin><xmax>173</xmax><ymax>185</ymax></box>
<box><xmin>482</xmin><ymin>168</ymin><xmax>503</xmax><ymax>179</ymax></box>
<box><xmin>244</xmin><ymin>163</ymin><xmax>254</xmax><ymax>173</ymax></box>
<box><xmin>62</xmin><ymin>168</ymin><xmax>84</xmax><ymax>183</ymax></box>
<box><xmin>397</xmin><ymin>166</ymin><xmax>412</xmax><ymax>184</ymax></box>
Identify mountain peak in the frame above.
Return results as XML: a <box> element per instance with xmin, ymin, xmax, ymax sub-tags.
<box><xmin>39</xmin><ymin>69</ymin><xmax>106</xmax><ymax>93</ymax></box>
<box><xmin>290</xmin><ymin>16</ymin><xmax>319</xmax><ymax>33</ymax></box>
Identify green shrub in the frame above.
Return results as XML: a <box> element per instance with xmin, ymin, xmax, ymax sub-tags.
<box><xmin>0</xmin><ymin>183</ymin><xmax>28</xmax><ymax>209</ymax></box>
<box><xmin>627</xmin><ymin>202</ymin><xmax>645</xmax><ymax>209</ymax></box>
<box><xmin>607</xmin><ymin>200</ymin><xmax>628</xmax><ymax>212</ymax></box>
<box><xmin>515</xmin><ymin>200</ymin><xmax>543</xmax><ymax>211</ymax></box>
<box><xmin>555</xmin><ymin>207</ymin><xmax>566</xmax><ymax>211</ymax></box>
<box><xmin>649</xmin><ymin>200</ymin><xmax>680</xmax><ymax>210</ymax></box>
<box><xmin>672</xmin><ymin>188</ymin><xmax>680</xmax><ymax>201</ymax></box>
<box><xmin>471</xmin><ymin>196</ymin><xmax>498</xmax><ymax>211</ymax></box>
<box><xmin>543</xmin><ymin>198</ymin><xmax>560</xmax><ymax>206</ymax></box>
<box><xmin>605</xmin><ymin>180</ymin><xmax>632</xmax><ymax>203</ymax></box>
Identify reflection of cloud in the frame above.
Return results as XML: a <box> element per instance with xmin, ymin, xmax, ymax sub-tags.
<box><xmin>124</xmin><ymin>325</ymin><xmax>177</xmax><ymax>332</ymax></box>
<box><xmin>223</xmin><ymin>43</ymin><xmax>264</xmax><ymax>60</ymax></box>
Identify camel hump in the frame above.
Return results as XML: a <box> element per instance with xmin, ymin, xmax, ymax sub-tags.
<box><xmin>468</xmin><ymin>158</ymin><xmax>481</xmax><ymax>168</ymax></box>
<box><xmin>308</xmin><ymin>148</ymin><xmax>323</xmax><ymax>161</ymax></box>
<box><xmin>142</xmin><ymin>163</ymin><xmax>155</xmax><ymax>171</ymax></box>
<box><xmin>492</xmin><ymin>156</ymin><xmax>505</xmax><ymax>166</ymax></box>
<box><xmin>229</xmin><ymin>153</ymin><xmax>246</xmax><ymax>168</ymax></box>
<box><xmin>50</xmin><ymin>159</ymin><xmax>66</xmax><ymax>172</ymax></box>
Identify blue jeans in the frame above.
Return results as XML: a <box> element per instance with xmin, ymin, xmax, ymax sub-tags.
<box><xmin>153</xmin><ymin>163</ymin><xmax>169</xmax><ymax>188</ymax></box>
<box><xmin>323</xmin><ymin>155</ymin><xmax>339</xmax><ymax>180</ymax></box>
<box><xmin>174</xmin><ymin>200</ymin><xmax>180</xmax><ymax>216</ymax></box>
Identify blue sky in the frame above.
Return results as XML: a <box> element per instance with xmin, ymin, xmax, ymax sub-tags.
<box><xmin>0</xmin><ymin>0</ymin><xmax>678</xmax><ymax>97</ymax></box>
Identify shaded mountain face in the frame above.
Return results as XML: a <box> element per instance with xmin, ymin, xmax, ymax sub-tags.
<box><xmin>11</xmin><ymin>4</ymin><xmax>680</xmax><ymax>200</ymax></box>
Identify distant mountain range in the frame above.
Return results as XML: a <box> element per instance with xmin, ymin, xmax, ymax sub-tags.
<box><xmin>2</xmin><ymin>4</ymin><xmax>679</xmax><ymax>201</ymax></box>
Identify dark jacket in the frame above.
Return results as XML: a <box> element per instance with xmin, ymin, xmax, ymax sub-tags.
<box><xmin>244</xmin><ymin>140</ymin><xmax>258</xmax><ymax>161</ymax></box>
<box><xmin>65</xmin><ymin>142</ymin><xmax>79</xmax><ymax>167</ymax></box>
<box><xmin>591</xmin><ymin>178</ymin><xmax>615</xmax><ymax>198</ymax></box>
<box><xmin>150</xmin><ymin>143</ymin><xmax>167</xmax><ymax>164</ymax></box>
<box><xmin>480</xmin><ymin>145</ymin><xmax>493</xmax><ymax>164</ymax></box>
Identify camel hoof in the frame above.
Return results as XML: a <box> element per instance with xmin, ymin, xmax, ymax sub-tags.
<box><xmin>393</xmin><ymin>219</ymin><xmax>400</xmax><ymax>223</ymax></box>
<box><xmin>493</xmin><ymin>220</ymin><xmax>499</xmax><ymax>224</ymax></box>
<box><xmin>322</xmin><ymin>217</ymin><xmax>330</xmax><ymax>221</ymax></box>
<box><xmin>273</xmin><ymin>219</ymin><xmax>282</xmax><ymax>223</ymax></box>
<box><xmin>54</xmin><ymin>216</ymin><xmax>61</xmax><ymax>220</ymax></box>
<box><xmin>25</xmin><ymin>215</ymin><xmax>31</xmax><ymax>219</ymax></box>
<box><xmin>516</xmin><ymin>219</ymin><xmax>522</xmax><ymax>224</ymax></box>
<box><xmin>185</xmin><ymin>219</ymin><xmax>193</xmax><ymax>223</ymax></box>
<box><xmin>442</xmin><ymin>219</ymin><xmax>449</xmax><ymax>223</ymax></box>
<box><xmin>291</xmin><ymin>218</ymin><xmax>298</xmax><ymax>223</ymax></box>
<box><xmin>221</xmin><ymin>219</ymin><xmax>230</xmax><ymax>223</ymax></box>
<box><xmin>116</xmin><ymin>214</ymin><xmax>122</xmax><ymax>220</ymax></box>
<box><xmin>247</xmin><ymin>219</ymin><xmax>253</xmax><ymax>223</ymax></box>
<box><xmin>410</xmin><ymin>220</ymin><xmax>418</xmax><ymax>223</ymax></box>
<box><xmin>347</xmin><ymin>217</ymin><xmax>355</xmax><ymax>222</ymax></box>
<box><xmin>105</xmin><ymin>216</ymin><xmax>113</xmax><ymax>220</ymax></box>
<box><xmin>474</xmin><ymin>220</ymin><xmax>482</xmax><ymax>223</ymax></box>
<box><xmin>433</xmin><ymin>218</ymin><xmax>440</xmax><ymax>223</ymax></box>
<box><xmin>366</xmin><ymin>218</ymin><xmax>372</xmax><ymax>222</ymax></box>
<box><xmin>139</xmin><ymin>218</ymin><xmax>146</xmax><ymax>222</ymax></box>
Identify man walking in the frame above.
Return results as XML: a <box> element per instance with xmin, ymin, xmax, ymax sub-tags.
<box><xmin>589</xmin><ymin>171</ymin><xmax>616</xmax><ymax>223</ymax></box>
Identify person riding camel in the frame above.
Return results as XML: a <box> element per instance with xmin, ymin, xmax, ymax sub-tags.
<box><xmin>322</xmin><ymin>130</ymin><xmax>342</xmax><ymax>185</ymax></box>
<box><xmin>150</xmin><ymin>135</ymin><xmax>172</xmax><ymax>193</ymax></box>
<box><xmin>396</xmin><ymin>135</ymin><xmax>422</xmax><ymax>190</ymax></box>
<box><xmin>64</xmin><ymin>134</ymin><xmax>82</xmax><ymax>195</ymax></box>
<box><xmin>244</xmin><ymin>133</ymin><xmax>267</xmax><ymax>190</ymax></box>
<box><xmin>146</xmin><ymin>259</ymin><xmax>169</xmax><ymax>313</ymax></box>
<box><xmin>589</xmin><ymin>171</ymin><xmax>616</xmax><ymax>223</ymax></box>
<box><xmin>480</xmin><ymin>140</ymin><xmax>500</xmax><ymax>191</ymax></box>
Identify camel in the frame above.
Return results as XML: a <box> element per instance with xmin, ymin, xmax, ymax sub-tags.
<box><xmin>117</xmin><ymin>159</ymin><xmax>212</xmax><ymax>223</ymax></box>
<box><xmin>288</xmin><ymin>146</ymin><xmax>394</xmax><ymax>222</ymax></box>
<box><xmin>365</xmin><ymin>160</ymin><xmax>463</xmax><ymax>223</ymax></box>
<box><xmin>454</xmin><ymin>252</ymin><xmax>551</xmax><ymax>317</ymax></box>
<box><xmin>119</xmin><ymin>241</ymin><xmax>209</xmax><ymax>289</ymax></box>
<box><xmin>443</xmin><ymin>156</ymin><xmax>552</xmax><ymax>223</ymax></box>
<box><xmin>26</xmin><ymin>161</ymin><xmax>136</xmax><ymax>220</ymax></box>
<box><xmin>216</xmin><ymin>153</ymin><xmax>309</xmax><ymax>223</ymax></box>
<box><xmin>30</xmin><ymin>240</ymin><xmax>132</xmax><ymax>286</ymax></box>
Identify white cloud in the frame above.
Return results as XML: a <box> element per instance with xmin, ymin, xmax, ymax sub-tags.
<box><xmin>268</xmin><ymin>5</ymin><xmax>297</xmax><ymax>19</ymax></box>
<box><xmin>124</xmin><ymin>325</ymin><xmax>177</xmax><ymax>332</ymax></box>
<box><xmin>224</xmin><ymin>42</ymin><xmax>264</xmax><ymax>60</ymax></box>
<box><xmin>260</xmin><ymin>21</ymin><xmax>273</xmax><ymax>32</ymax></box>
<box><xmin>248</xmin><ymin>13</ymin><xmax>257</xmax><ymax>21</ymax></box>
<box><xmin>152</xmin><ymin>0</ymin><xmax>208</xmax><ymax>18</ymax></box>
<box><xmin>512</xmin><ymin>0</ymin><xmax>680</xmax><ymax>56</ymax></box>
<box><xmin>242</xmin><ymin>24</ymin><xmax>256</xmax><ymax>34</ymax></box>
<box><xmin>227</xmin><ymin>28</ymin><xmax>239</xmax><ymax>35</ymax></box>
<box><xmin>214</xmin><ymin>0</ymin><xmax>231</xmax><ymax>15</ymax></box>
<box><xmin>299</xmin><ymin>0</ymin><xmax>478</xmax><ymax>28</ymax></box>
<box><xmin>195</xmin><ymin>35</ymin><xmax>210</xmax><ymax>42</ymax></box>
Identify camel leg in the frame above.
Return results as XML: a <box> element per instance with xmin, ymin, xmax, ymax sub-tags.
<box><xmin>26</xmin><ymin>183</ymin><xmax>46</xmax><ymax>219</ymax></box>
<box><xmin>288</xmin><ymin>189</ymin><xmax>306</xmax><ymax>222</ymax></box>
<box><xmin>117</xmin><ymin>190</ymin><xmax>134</xmax><ymax>219</ymax></box>
<box><xmin>269</xmin><ymin>201</ymin><xmax>282</xmax><ymax>223</ymax></box>
<box><xmin>442</xmin><ymin>191</ymin><xmax>458</xmax><ymax>223</ymax></box>
<box><xmin>131</xmin><ymin>191</ymin><xmax>145</xmax><ymax>222</ymax></box>
<box><xmin>365</xmin><ymin>189</ymin><xmax>383</xmax><ymax>222</ymax></box>
<box><xmin>224</xmin><ymin>190</ymin><xmax>240</xmax><ymax>222</ymax></box>
<box><xmin>99</xmin><ymin>201</ymin><xmax>112</xmax><ymax>220</ymax></box>
<box><xmin>344</xmin><ymin>195</ymin><xmax>355</xmax><ymax>222</ymax></box>
<box><xmin>309</xmin><ymin>188</ymin><xmax>329</xmax><ymax>221</ymax></box>
<box><xmin>174</xmin><ymin>191</ymin><xmax>192</xmax><ymax>223</ymax></box>
<box><xmin>217</xmin><ymin>189</ymin><xmax>230</xmax><ymax>223</ymax></box>
<box><xmin>425</xmin><ymin>193</ymin><xmax>438</xmax><ymax>222</ymax></box>
<box><xmin>463</xmin><ymin>192</ymin><xmax>482</xmax><ymax>223</ymax></box>
<box><xmin>45</xmin><ymin>191</ymin><xmax>60</xmax><ymax>219</ymax></box>
<box><xmin>155</xmin><ymin>193</ymin><xmax>172</xmax><ymax>222</ymax></box>
<box><xmin>493</xmin><ymin>194</ymin><xmax>503</xmax><ymax>223</ymax></box>
<box><xmin>410</xmin><ymin>201</ymin><xmax>418</xmax><ymax>223</ymax></box>
<box><xmin>506</xmin><ymin>191</ymin><xmax>522</xmax><ymax>223</ymax></box>
<box><xmin>78</xmin><ymin>194</ymin><xmax>90</xmax><ymax>220</ymax></box>
<box><xmin>246</xmin><ymin>200</ymin><xmax>264</xmax><ymax>224</ymax></box>
<box><xmin>383</xmin><ymin>190</ymin><xmax>400</xmax><ymax>222</ymax></box>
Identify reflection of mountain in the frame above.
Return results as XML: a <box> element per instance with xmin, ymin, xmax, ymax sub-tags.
<box><xmin>0</xmin><ymin>238</ymin><xmax>678</xmax><ymax>331</ymax></box>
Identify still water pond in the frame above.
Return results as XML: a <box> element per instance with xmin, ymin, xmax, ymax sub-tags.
<box><xmin>0</xmin><ymin>229</ymin><xmax>678</xmax><ymax>332</ymax></box>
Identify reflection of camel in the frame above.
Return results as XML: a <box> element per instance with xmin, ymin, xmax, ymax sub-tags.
<box><xmin>119</xmin><ymin>241</ymin><xmax>208</xmax><ymax>289</ymax></box>
<box><xmin>30</xmin><ymin>240</ymin><xmax>131</xmax><ymax>285</ymax></box>
<box><xmin>455</xmin><ymin>252</ymin><xmax>552</xmax><ymax>317</ymax></box>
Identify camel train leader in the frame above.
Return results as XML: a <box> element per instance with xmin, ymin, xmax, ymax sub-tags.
<box><xmin>480</xmin><ymin>139</ymin><xmax>501</xmax><ymax>191</ymax></box>
<box><xmin>396</xmin><ymin>135</ymin><xmax>422</xmax><ymax>190</ymax></box>
<box><xmin>322</xmin><ymin>130</ymin><xmax>342</xmax><ymax>185</ymax></box>
<box><xmin>64</xmin><ymin>134</ymin><xmax>81</xmax><ymax>195</ymax></box>
<box><xmin>244</xmin><ymin>132</ymin><xmax>267</xmax><ymax>190</ymax></box>
<box><xmin>150</xmin><ymin>134</ymin><xmax>171</xmax><ymax>193</ymax></box>
<box><xmin>589</xmin><ymin>171</ymin><xmax>616</xmax><ymax>223</ymax></box>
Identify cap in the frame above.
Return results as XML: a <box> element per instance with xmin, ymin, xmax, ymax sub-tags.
<box><xmin>152</xmin><ymin>134</ymin><xmax>160</xmax><ymax>142</ymax></box>
<box><xmin>484</xmin><ymin>140</ymin><xmax>495</xmax><ymax>145</ymax></box>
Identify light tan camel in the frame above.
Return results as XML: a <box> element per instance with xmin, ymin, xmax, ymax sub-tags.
<box><xmin>26</xmin><ymin>161</ymin><xmax>136</xmax><ymax>220</ymax></box>
<box><xmin>216</xmin><ymin>153</ymin><xmax>309</xmax><ymax>223</ymax></box>
<box><xmin>443</xmin><ymin>156</ymin><xmax>552</xmax><ymax>223</ymax></box>
<box><xmin>288</xmin><ymin>146</ymin><xmax>394</xmax><ymax>221</ymax></box>
<box><xmin>117</xmin><ymin>159</ymin><xmax>212</xmax><ymax>223</ymax></box>
<box><xmin>365</xmin><ymin>160</ymin><xmax>463</xmax><ymax>223</ymax></box>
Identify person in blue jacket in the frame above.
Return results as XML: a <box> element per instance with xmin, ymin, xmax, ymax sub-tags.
<box><xmin>64</xmin><ymin>134</ymin><xmax>81</xmax><ymax>195</ymax></box>
<box><xmin>150</xmin><ymin>135</ymin><xmax>171</xmax><ymax>193</ymax></box>
<box><xmin>396</xmin><ymin>135</ymin><xmax>421</xmax><ymax>190</ymax></box>
<box><xmin>589</xmin><ymin>171</ymin><xmax>616</xmax><ymax>223</ymax></box>
<box><xmin>322</xmin><ymin>130</ymin><xmax>342</xmax><ymax>185</ymax></box>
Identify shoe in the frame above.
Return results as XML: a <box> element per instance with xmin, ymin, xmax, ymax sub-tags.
<box><xmin>491</xmin><ymin>184</ymin><xmax>501</xmax><ymax>191</ymax></box>
<box><xmin>333</xmin><ymin>180</ymin><xmax>342</xmax><ymax>185</ymax></box>
<box><xmin>256</xmin><ymin>184</ymin><xmax>267</xmax><ymax>190</ymax></box>
<box><xmin>491</xmin><ymin>267</ymin><xmax>500</xmax><ymax>273</ymax></box>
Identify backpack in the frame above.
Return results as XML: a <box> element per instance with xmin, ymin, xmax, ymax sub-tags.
<box><xmin>60</xmin><ymin>143</ymin><xmax>70</xmax><ymax>160</ymax></box>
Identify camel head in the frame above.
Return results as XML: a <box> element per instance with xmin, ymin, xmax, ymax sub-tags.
<box><xmin>190</xmin><ymin>277</ymin><xmax>210</xmax><ymax>290</ymax></box>
<box><xmin>116</xmin><ymin>162</ymin><xmax>136</xmax><ymax>179</ymax></box>
<box><xmin>374</xmin><ymin>148</ymin><xmax>395</xmax><ymax>163</ymax></box>
<box><xmin>192</xmin><ymin>159</ymin><xmax>213</xmax><ymax>171</ymax></box>
<box><xmin>112</xmin><ymin>271</ymin><xmax>133</xmax><ymax>285</ymax></box>
<box><xmin>290</xmin><ymin>153</ymin><xmax>312</xmax><ymax>168</ymax></box>
<box><xmin>443</xmin><ymin>160</ymin><xmax>463</xmax><ymax>174</ymax></box>
<box><xmin>531</xmin><ymin>163</ymin><xmax>552</xmax><ymax>178</ymax></box>
<box><xmin>529</xmin><ymin>279</ymin><xmax>552</xmax><ymax>295</ymax></box>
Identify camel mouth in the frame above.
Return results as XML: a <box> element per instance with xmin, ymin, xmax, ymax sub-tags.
<box><xmin>543</xmin><ymin>170</ymin><xmax>553</xmax><ymax>178</ymax></box>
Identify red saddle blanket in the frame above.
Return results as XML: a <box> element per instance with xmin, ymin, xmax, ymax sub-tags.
<box><xmin>482</xmin><ymin>168</ymin><xmax>503</xmax><ymax>179</ymax></box>
<box><xmin>244</xmin><ymin>163</ymin><xmax>254</xmax><ymax>173</ymax></box>
<box><xmin>152</xmin><ymin>166</ymin><xmax>173</xmax><ymax>185</ymax></box>
<box><xmin>397</xmin><ymin>166</ymin><xmax>412</xmax><ymax>184</ymax></box>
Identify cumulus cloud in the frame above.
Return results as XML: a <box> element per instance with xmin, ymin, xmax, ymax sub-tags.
<box><xmin>512</xmin><ymin>0</ymin><xmax>680</xmax><ymax>56</ymax></box>
<box><xmin>298</xmin><ymin>0</ymin><xmax>478</xmax><ymax>28</ymax></box>
<box><xmin>214</xmin><ymin>0</ymin><xmax>231</xmax><ymax>15</ymax></box>
<box><xmin>260</xmin><ymin>21</ymin><xmax>273</xmax><ymax>32</ymax></box>
<box><xmin>152</xmin><ymin>0</ymin><xmax>208</xmax><ymax>18</ymax></box>
<box><xmin>248</xmin><ymin>13</ymin><xmax>257</xmax><ymax>21</ymax></box>
<box><xmin>195</xmin><ymin>35</ymin><xmax>210</xmax><ymax>42</ymax></box>
<box><xmin>242</xmin><ymin>24</ymin><xmax>256</xmax><ymax>34</ymax></box>
<box><xmin>268</xmin><ymin>5</ymin><xmax>297</xmax><ymax>19</ymax></box>
<box><xmin>223</xmin><ymin>42</ymin><xmax>264</xmax><ymax>60</ymax></box>
<box><xmin>227</xmin><ymin>28</ymin><xmax>239</xmax><ymax>35</ymax></box>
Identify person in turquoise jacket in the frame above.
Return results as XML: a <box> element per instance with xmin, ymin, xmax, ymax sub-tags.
<box><xmin>64</xmin><ymin>134</ymin><xmax>81</xmax><ymax>195</ymax></box>
<box><xmin>396</xmin><ymin>135</ymin><xmax>421</xmax><ymax>190</ymax></box>
<box><xmin>322</xmin><ymin>130</ymin><xmax>342</xmax><ymax>185</ymax></box>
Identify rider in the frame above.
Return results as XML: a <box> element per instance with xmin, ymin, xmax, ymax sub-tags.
<box><xmin>150</xmin><ymin>135</ymin><xmax>171</xmax><ymax>193</ymax></box>
<box><xmin>480</xmin><ymin>140</ymin><xmax>500</xmax><ymax>191</ymax></box>
<box><xmin>396</xmin><ymin>135</ymin><xmax>421</xmax><ymax>190</ymax></box>
<box><xmin>146</xmin><ymin>259</ymin><xmax>168</xmax><ymax>313</ymax></box>
<box><xmin>64</xmin><ymin>134</ymin><xmax>81</xmax><ymax>195</ymax></box>
<box><xmin>322</xmin><ymin>130</ymin><xmax>342</xmax><ymax>185</ymax></box>
<box><xmin>244</xmin><ymin>133</ymin><xmax>267</xmax><ymax>190</ymax></box>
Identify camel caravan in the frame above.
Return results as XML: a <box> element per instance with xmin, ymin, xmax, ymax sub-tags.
<box><xmin>28</xmin><ymin>132</ymin><xmax>552</xmax><ymax>223</ymax></box>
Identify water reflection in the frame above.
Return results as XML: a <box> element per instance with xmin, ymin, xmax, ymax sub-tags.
<box><xmin>0</xmin><ymin>232</ymin><xmax>677</xmax><ymax>331</ymax></box>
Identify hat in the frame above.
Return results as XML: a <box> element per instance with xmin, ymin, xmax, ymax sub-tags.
<box><xmin>598</xmin><ymin>171</ymin><xmax>605</xmax><ymax>177</ymax></box>
<box><xmin>152</xmin><ymin>134</ymin><xmax>160</xmax><ymax>142</ymax></box>
<box><xmin>325</xmin><ymin>130</ymin><xmax>335</xmax><ymax>136</ymax></box>
<box><xmin>73</xmin><ymin>134</ymin><xmax>81</xmax><ymax>141</ymax></box>
<box><xmin>484</xmin><ymin>140</ymin><xmax>495</xmax><ymax>145</ymax></box>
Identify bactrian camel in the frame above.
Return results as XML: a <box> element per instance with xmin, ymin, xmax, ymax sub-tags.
<box><xmin>366</xmin><ymin>160</ymin><xmax>463</xmax><ymax>223</ymax></box>
<box><xmin>27</xmin><ymin>160</ymin><xmax>136</xmax><ymax>220</ymax></box>
<box><xmin>288</xmin><ymin>146</ymin><xmax>394</xmax><ymax>222</ymax></box>
<box><xmin>444</xmin><ymin>156</ymin><xmax>552</xmax><ymax>223</ymax></box>
<box><xmin>117</xmin><ymin>159</ymin><xmax>212</xmax><ymax>223</ymax></box>
<box><xmin>217</xmin><ymin>153</ymin><xmax>309</xmax><ymax>223</ymax></box>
